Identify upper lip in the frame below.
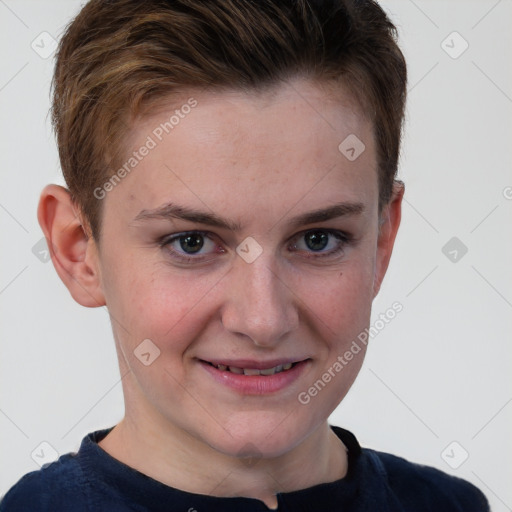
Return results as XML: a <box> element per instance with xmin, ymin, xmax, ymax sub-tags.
<box><xmin>199</xmin><ymin>358</ymin><xmax>309</xmax><ymax>369</ymax></box>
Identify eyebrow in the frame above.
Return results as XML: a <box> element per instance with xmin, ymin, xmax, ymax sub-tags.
<box><xmin>287</xmin><ymin>202</ymin><xmax>365</xmax><ymax>229</ymax></box>
<box><xmin>133</xmin><ymin>203</ymin><xmax>242</xmax><ymax>231</ymax></box>
<box><xmin>132</xmin><ymin>201</ymin><xmax>365</xmax><ymax>231</ymax></box>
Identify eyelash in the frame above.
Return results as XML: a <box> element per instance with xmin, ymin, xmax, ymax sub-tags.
<box><xmin>158</xmin><ymin>229</ymin><xmax>353</xmax><ymax>264</ymax></box>
<box><xmin>290</xmin><ymin>229</ymin><xmax>351</xmax><ymax>259</ymax></box>
<box><xmin>158</xmin><ymin>231</ymin><xmax>222</xmax><ymax>264</ymax></box>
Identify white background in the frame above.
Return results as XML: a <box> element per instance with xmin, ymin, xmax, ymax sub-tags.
<box><xmin>1</xmin><ymin>1</ymin><xmax>511</xmax><ymax>509</ymax></box>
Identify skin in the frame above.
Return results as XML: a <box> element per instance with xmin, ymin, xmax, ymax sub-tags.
<box><xmin>38</xmin><ymin>78</ymin><xmax>403</xmax><ymax>509</ymax></box>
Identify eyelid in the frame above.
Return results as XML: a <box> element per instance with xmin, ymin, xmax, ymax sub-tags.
<box><xmin>288</xmin><ymin>228</ymin><xmax>352</xmax><ymax>257</ymax></box>
<box><xmin>159</xmin><ymin>230</ymin><xmax>213</xmax><ymax>246</ymax></box>
<box><xmin>290</xmin><ymin>228</ymin><xmax>351</xmax><ymax>243</ymax></box>
<box><xmin>159</xmin><ymin>230</ymin><xmax>222</xmax><ymax>263</ymax></box>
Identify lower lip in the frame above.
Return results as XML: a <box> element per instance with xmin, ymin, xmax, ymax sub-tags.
<box><xmin>199</xmin><ymin>360</ymin><xmax>310</xmax><ymax>395</ymax></box>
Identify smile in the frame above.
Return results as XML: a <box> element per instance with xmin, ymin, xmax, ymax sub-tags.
<box><xmin>198</xmin><ymin>358</ymin><xmax>311</xmax><ymax>395</ymax></box>
<box><xmin>206</xmin><ymin>361</ymin><xmax>295</xmax><ymax>376</ymax></box>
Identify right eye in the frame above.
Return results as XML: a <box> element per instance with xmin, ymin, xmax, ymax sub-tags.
<box><xmin>159</xmin><ymin>231</ymin><xmax>225</xmax><ymax>263</ymax></box>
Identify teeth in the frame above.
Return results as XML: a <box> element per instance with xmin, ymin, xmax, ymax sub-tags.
<box><xmin>243</xmin><ymin>368</ymin><xmax>261</xmax><ymax>376</ymax></box>
<box><xmin>214</xmin><ymin>362</ymin><xmax>295</xmax><ymax>375</ymax></box>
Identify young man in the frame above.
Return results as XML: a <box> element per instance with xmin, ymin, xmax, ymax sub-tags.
<box><xmin>1</xmin><ymin>0</ymin><xmax>489</xmax><ymax>510</ymax></box>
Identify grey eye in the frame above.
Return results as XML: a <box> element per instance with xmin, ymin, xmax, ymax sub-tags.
<box><xmin>304</xmin><ymin>231</ymin><xmax>329</xmax><ymax>251</ymax></box>
<box><xmin>178</xmin><ymin>233</ymin><xmax>205</xmax><ymax>253</ymax></box>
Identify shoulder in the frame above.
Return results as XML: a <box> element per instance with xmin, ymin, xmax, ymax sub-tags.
<box><xmin>0</xmin><ymin>452</ymin><xmax>89</xmax><ymax>512</ymax></box>
<box><xmin>365</xmin><ymin>448</ymin><xmax>490</xmax><ymax>512</ymax></box>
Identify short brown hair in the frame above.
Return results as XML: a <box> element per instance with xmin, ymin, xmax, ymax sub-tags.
<box><xmin>52</xmin><ymin>0</ymin><xmax>407</xmax><ymax>241</ymax></box>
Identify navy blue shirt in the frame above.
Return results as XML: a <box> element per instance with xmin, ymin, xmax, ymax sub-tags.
<box><xmin>1</xmin><ymin>426</ymin><xmax>489</xmax><ymax>511</ymax></box>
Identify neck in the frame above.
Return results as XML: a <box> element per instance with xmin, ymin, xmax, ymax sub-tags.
<box><xmin>99</xmin><ymin>414</ymin><xmax>347</xmax><ymax>509</ymax></box>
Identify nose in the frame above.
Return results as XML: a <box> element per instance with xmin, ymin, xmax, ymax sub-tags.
<box><xmin>220</xmin><ymin>255</ymin><xmax>299</xmax><ymax>348</ymax></box>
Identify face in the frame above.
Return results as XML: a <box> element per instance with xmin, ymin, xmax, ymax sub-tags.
<box><xmin>95</xmin><ymin>79</ymin><xmax>389</xmax><ymax>458</ymax></box>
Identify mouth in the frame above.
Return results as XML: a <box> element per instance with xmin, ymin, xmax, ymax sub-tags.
<box><xmin>203</xmin><ymin>361</ymin><xmax>298</xmax><ymax>376</ymax></box>
<box><xmin>197</xmin><ymin>358</ymin><xmax>310</xmax><ymax>394</ymax></box>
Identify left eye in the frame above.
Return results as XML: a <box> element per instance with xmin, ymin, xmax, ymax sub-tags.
<box><xmin>291</xmin><ymin>229</ymin><xmax>347</xmax><ymax>254</ymax></box>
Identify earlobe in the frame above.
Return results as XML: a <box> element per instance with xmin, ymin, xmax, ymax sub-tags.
<box><xmin>37</xmin><ymin>184</ymin><xmax>106</xmax><ymax>308</ymax></box>
<box><xmin>372</xmin><ymin>181</ymin><xmax>405</xmax><ymax>298</ymax></box>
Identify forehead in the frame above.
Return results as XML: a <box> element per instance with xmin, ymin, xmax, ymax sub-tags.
<box><xmin>104</xmin><ymin>79</ymin><xmax>377</xmax><ymax>226</ymax></box>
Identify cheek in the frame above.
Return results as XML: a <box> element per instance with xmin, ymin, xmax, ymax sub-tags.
<box><xmin>105</xmin><ymin>259</ymin><xmax>224</xmax><ymax>351</ymax></box>
<box><xmin>297</xmin><ymin>257</ymin><xmax>375</xmax><ymax>344</ymax></box>
<box><xmin>293</xmin><ymin>266</ymin><xmax>373</xmax><ymax>416</ymax></box>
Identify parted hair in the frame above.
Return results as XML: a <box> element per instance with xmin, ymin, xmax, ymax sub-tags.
<box><xmin>52</xmin><ymin>0</ymin><xmax>407</xmax><ymax>240</ymax></box>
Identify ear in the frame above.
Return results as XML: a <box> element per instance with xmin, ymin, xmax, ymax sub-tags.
<box><xmin>373</xmin><ymin>181</ymin><xmax>404</xmax><ymax>298</ymax></box>
<box><xmin>37</xmin><ymin>184</ymin><xmax>106</xmax><ymax>307</ymax></box>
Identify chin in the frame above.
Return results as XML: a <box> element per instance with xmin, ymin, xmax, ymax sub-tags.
<box><xmin>201</xmin><ymin>409</ymin><xmax>317</xmax><ymax>460</ymax></box>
